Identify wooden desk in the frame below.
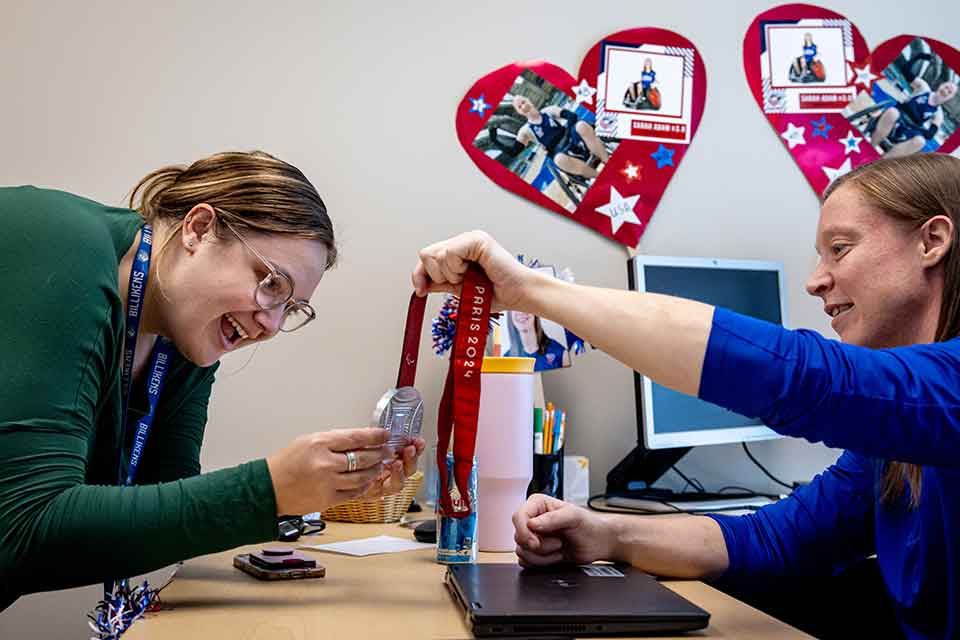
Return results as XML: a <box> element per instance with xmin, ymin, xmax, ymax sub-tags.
<box><xmin>127</xmin><ymin>522</ymin><xmax>811</xmax><ymax>639</ymax></box>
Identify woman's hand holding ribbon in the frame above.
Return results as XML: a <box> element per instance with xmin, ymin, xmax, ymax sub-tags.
<box><xmin>412</xmin><ymin>230</ymin><xmax>547</xmax><ymax>313</ymax></box>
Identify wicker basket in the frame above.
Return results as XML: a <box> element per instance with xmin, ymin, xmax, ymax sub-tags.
<box><xmin>322</xmin><ymin>470</ymin><xmax>424</xmax><ymax>523</ymax></box>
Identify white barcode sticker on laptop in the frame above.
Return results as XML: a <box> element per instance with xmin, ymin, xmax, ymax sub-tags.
<box><xmin>579</xmin><ymin>565</ymin><xmax>625</xmax><ymax>578</ymax></box>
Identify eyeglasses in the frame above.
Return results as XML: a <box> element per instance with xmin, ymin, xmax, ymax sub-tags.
<box><xmin>218</xmin><ymin>214</ymin><xmax>317</xmax><ymax>333</ymax></box>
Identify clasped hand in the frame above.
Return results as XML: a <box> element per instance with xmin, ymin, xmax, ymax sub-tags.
<box><xmin>513</xmin><ymin>494</ymin><xmax>619</xmax><ymax>567</ymax></box>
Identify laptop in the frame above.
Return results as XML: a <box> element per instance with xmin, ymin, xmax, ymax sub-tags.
<box><xmin>445</xmin><ymin>563</ymin><xmax>710</xmax><ymax>637</ymax></box>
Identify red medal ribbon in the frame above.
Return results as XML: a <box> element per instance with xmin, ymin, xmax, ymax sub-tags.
<box><xmin>436</xmin><ymin>265</ymin><xmax>493</xmax><ymax>518</ymax></box>
<box><xmin>397</xmin><ymin>293</ymin><xmax>426</xmax><ymax>388</ymax></box>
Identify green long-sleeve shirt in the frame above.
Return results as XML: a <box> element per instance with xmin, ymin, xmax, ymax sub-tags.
<box><xmin>0</xmin><ymin>186</ymin><xmax>277</xmax><ymax>609</ymax></box>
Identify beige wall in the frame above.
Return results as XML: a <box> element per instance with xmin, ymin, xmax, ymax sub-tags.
<box><xmin>2</xmin><ymin>0</ymin><xmax>957</xmax><ymax>636</ymax></box>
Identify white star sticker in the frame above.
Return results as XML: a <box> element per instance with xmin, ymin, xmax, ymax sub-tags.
<box><xmin>595</xmin><ymin>187</ymin><xmax>642</xmax><ymax>234</ymax></box>
<box><xmin>822</xmin><ymin>157</ymin><xmax>853</xmax><ymax>184</ymax></box>
<box><xmin>839</xmin><ymin>130</ymin><xmax>863</xmax><ymax>155</ymax></box>
<box><xmin>851</xmin><ymin>63</ymin><xmax>878</xmax><ymax>90</ymax></box>
<box><xmin>572</xmin><ymin>79</ymin><xmax>597</xmax><ymax>105</ymax></box>
<box><xmin>622</xmin><ymin>163</ymin><xmax>640</xmax><ymax>181</ymax></box>
<box><xmin>781</xmin><ymin>122</ymin><xmax>806</xmax><ymax>149</ymax></box>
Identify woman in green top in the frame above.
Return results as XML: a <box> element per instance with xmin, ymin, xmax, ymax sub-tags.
<box><xmin>0</xmin><ymin>150</ymin><xmax>425</xmax><ymax>609</ymax></box>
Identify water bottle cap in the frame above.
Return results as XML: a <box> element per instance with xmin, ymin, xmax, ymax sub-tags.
<box><xmin>480</xmin><ymin>357</ymin><xmax>535</xmax><ymax>374</ymax></box>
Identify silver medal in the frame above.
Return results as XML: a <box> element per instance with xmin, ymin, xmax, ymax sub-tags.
<box><xmin>373</xmin><ymin>386</ymin><xmax>424</xmax><ymax>451</ymax></box>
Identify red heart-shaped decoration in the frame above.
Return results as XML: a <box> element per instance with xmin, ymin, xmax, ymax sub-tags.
<box><xmin>744</xmin><ymin>3</ymin><xmax>960</xmax><ymax>196</ymax></box>
<box><xmin>456</xmin><ymin>29</ymin><xmax>707</xmax><ymax>248</ymax></box>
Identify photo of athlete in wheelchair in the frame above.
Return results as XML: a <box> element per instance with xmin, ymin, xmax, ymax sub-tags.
<box><xmin>788</xmin><ymin>32</ymin><xmax>826</xmax><ymax>84</ymax></box>
<box><xmin>623</xmin><ymin>58</ymin><xmax>662</xmax><ymax>111</ymax></box>
<box><xmin>844</xmin><ymin>38</ymin><xmax>960</xmax><ymax>158</ymax></box>
<box><xmin>473</xmin><ymin>70</ymin><xmax>618</xmax><ymax>210</ymax></box>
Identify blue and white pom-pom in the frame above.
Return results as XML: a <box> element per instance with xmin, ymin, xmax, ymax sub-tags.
<box><xmin>431</xmin><ymin>294</ymin><xmax>501</xmax><ymax>356</ymax></box>
<box><xmin>88</xmin><ymin>581</ymin><xmax>158</xmax><ymax>639</ymax></box>
<box><xmin>88</xmin><ymin>564</ymin><xmax>180</xmax><ymax>639</ymax></box>
<box><xmin>431</xmin><ymin>294</ymin><xmax>461</xmax><ymax>356</ymax></box>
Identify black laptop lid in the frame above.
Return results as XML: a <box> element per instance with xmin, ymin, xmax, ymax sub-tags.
<box><xmin>446</xmin><ymin>563</ymin><xmax>709</xmax><ymax>636</ymax></box>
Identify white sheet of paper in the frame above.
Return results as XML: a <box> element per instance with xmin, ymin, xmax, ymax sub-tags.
<box><xmin>299</xmin><ymin>535</ymin><xmax>434</xmax><ymax>556</ymax></box>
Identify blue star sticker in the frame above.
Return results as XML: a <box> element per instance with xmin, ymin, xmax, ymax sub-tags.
<box><xmin>650</xmin><ymin>144</ymin><xmax>675</xmax><ymax>169</ymax></box>
<box><xmin>468</xmin><ymin>94</ymin><xmax>490</xmax><ymax>117</ymax></box>
<box><xmin>811</xmin><ymin>116</ymin><xmax>833</xmax><ymax>140</ymax></box>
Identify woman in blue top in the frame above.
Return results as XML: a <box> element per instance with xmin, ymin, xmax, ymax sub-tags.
<box><xmin>871</xmin><ymin>79</ymin><xmax>958</xmax><ymax>158</ymax></box>
<box><xmin>511</xmin><ymin>95</ymin><xmax>610</xmax><ymax>180</ymax></box>
<box><xmin>623</xmin><ymin>58</ymin><xmax>658</xmax><ymax>110</ymax></box>
<box><xmin>413</xmin><ymin>153</ymin><xmax>960</xmax><ymax>639</ymax></box>
<box><xmin>791</xmin><ymin>32</ymin><xmax>819</xmax><ymax>80</ymax></box>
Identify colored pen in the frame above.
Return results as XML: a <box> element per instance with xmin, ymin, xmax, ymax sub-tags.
<box><xmin>543</xmin><ymin>402</ymin><xmax>553</xmax><ymax>455</ymax></box>
<box><xmin>533</xmin><ymin>407</ymin><xmax>543</xmax><ymax>454</ymax></box>
<box><xmin>557</xmin><ymin>410</ymin><xmax>566</xmax><ymax>451</ymax></box>
<box><xmin>550</xmin><ymin>409</ymin><xmax>564</xmax><ymax>453</ymax></box>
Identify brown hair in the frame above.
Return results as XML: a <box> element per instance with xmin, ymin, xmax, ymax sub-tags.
<box><xmin>823</xmin><ymin>153</ymin><xmax>960</xmax><ymax>508</ymax></box>
<box><xmin>129</xmin><ymin>150</ymin><xmax>337</xmax><ymax>269</ymax></box>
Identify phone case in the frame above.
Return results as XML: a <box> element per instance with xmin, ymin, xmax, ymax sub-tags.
<box><xmin>248</xmin><ymin>549</ymin><xmax>316</xmax><ymax>570</ymax></box>
<box><xmin>233</xmin><ymin>554</ymin><xmax>326</xmax><ymax>581</ymax></box>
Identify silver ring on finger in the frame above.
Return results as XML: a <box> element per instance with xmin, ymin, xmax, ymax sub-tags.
<box><xmin>345</xmin><ymin>450</ymin><xmax>358</xmax><ymax>473</ymax></box>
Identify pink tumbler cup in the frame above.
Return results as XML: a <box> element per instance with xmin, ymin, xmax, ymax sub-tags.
<box><xmin>475</xmin><ymin>357</ymin><xmax>535</xmax><ymax>551</ymax></box>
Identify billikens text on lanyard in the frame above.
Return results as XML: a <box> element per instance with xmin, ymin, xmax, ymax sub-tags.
<box><xmin>436</xmin><ymin>266</ymin><xmax>493</xmax><ymax>518</ymax></box>
<box><xmin>117</xmin><ymin>224</ymin><xmax>173</xmax><ymax>486</ymax></box>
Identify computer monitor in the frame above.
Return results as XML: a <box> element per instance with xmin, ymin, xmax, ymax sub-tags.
<box><xmin>607</xmin><ymin>255</ymin><xmax>788</xmax><ymax>494</ymax></box>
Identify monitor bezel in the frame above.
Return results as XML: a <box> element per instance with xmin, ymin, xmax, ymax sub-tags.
<box><xmin>630</xmin><ymin>255</ymin><xmax>787</xmax><ymax>450</ymax></box>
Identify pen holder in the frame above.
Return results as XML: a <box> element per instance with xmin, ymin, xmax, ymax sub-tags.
<box><xmin>527</xmin><ymin>448</ymin><xmax>564</xmax><ymax>500</ymax></box>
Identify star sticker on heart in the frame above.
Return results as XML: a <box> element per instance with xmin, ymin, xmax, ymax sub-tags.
<box><xmin>781</xmin><ymin>122</ymin><xmax>806</xmax><ymax>149</ymax></box>
<box><xmin>850</xmin><ymin>60</ymin><xmax>878</xmax><ymax>91</ymax></box>
<box><xmin>572</xmin><ymin>79</ymin><xmax>597</xmax><ymax>105</ymax></box>
<box><xmin>595</xmin><ymin>187</ymin><xmax>642</xmax><ymax>234</ymax></box>
<box><xmin>650</xmin><ymin>144</ymin><xmax>675</xmax><ymax>169</ymax></box>
<box><xmin>823</xmin><ymin>157</ymin><xmax>853</xmax><ymax>185</ymax></box>
<box><xmin>468</xmin><ymin>94</ymin><xmax>490</xmax><ymax>117</ymax></box>
<box><xmin>839</xmin><ymin>130</ymin><xmax>863</xmax><ymax>155</ymax></box>
<box><xmin>811</xmin><ymin>116</ymin><xmax>833</xmax><ymax>140</ymax></box>
<box><xmin>620</xmin><ymin>162</ymin><xmax>642</xmax><ymax>183</ymax></box>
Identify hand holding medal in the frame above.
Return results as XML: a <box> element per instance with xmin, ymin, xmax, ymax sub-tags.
<box><xmin>412</xmin><ymin>231</ymin><xmax>547</xmax><ymax>518</ymax></box>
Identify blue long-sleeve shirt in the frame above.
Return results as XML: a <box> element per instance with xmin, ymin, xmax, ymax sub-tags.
<box><xmin>699</xmin><ymin>308</ymin><xmax>959</xmax><ymax>639</ymax></box>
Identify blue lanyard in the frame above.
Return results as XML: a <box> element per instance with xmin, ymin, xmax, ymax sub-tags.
<box><xmin>117</xmin><ymin>224</ymin><xmax>173</xmax><ymax>486</ymax></box>
<box><xmin>102</xmin><ymin>223</ymin><xmax>175</xmax><ymax>604</ymax></box>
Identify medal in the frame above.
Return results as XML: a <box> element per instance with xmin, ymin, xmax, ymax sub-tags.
<box><xmin>373</xmin><ymin>292</ymin><xmax>427</xmax><ymax>450</ymax></box>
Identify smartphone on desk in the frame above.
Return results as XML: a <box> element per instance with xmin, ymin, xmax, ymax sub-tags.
<box><xmin>249</xmin><ymin>548</ymin><xmax>316</xmax><ymax>570</ymax></box>
<box><xmin>234</xmin><ymin>548</ymin><xmax>326</xmax><ymax>581</ymax></box>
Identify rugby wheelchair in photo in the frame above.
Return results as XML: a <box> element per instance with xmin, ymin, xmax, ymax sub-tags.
<box><xmin>488</xmin><ymin>120</ymin><xmax>607</xmax><ymax>208</ymax></box>
<box><xmin>846</xmin><ymin>97</ymin><xmax>940</xmax><ymax>153</ymax></box>
<box><xmin>623</xmin><ymin>85</ymin><xmax>662</xmax><ymax>111</ymax></box>
<box><xmin>788</xmin><ymin>59</ymin><xmax>826</xmax><ymax>83</ymax></box>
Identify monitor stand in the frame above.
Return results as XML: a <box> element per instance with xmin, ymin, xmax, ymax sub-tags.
<box><xmin>605</xmin><ymin>444</ymin><xmax>778</xmax><ymax>513</ymax></box>
<box><xmin>606</xmin><ymin>444</ymin><xmax>691</xmax><ymax>495</ymax></box>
